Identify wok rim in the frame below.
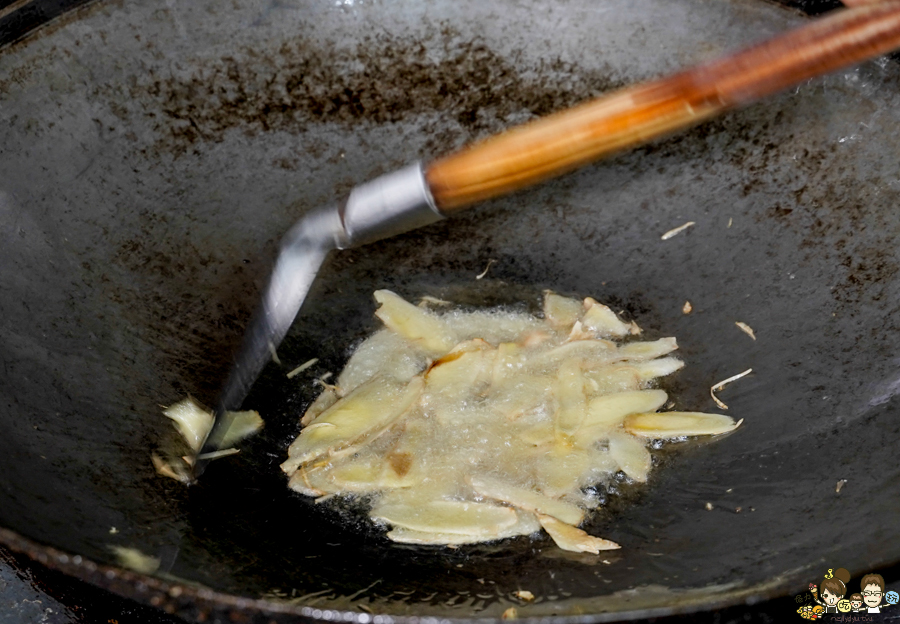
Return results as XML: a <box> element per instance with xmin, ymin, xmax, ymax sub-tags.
<box><xmin>0</xmin><ymin>525</ymin><xmax>851</xmax><ymax>623</ymax></box>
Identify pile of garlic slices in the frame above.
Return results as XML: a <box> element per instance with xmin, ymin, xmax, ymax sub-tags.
<box><xmin>281</xmin><ymin>291</ymin><xmax>740</xmax><ymax>553</ymax></box>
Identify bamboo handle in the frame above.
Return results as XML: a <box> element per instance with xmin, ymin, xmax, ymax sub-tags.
<box><xmin>426</xmin><ymin>2</ymin><xmax>900</xmax><ymax>212</ymax></box>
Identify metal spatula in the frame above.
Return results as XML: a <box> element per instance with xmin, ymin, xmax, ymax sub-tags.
<box><xmin>194</xmin><ymin>2</ymin><xmax>900</xmax><ymax>476</ymax></box>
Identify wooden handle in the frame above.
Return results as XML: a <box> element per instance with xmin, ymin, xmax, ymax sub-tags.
<box><xmin>426</xmin><ymin>3</ymin><xmax>900</xmax><ymax>212</ymax></box>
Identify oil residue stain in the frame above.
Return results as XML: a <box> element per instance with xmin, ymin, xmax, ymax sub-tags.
<box><xmin>125</xmin><ymin>25</ymin><xmax>624</xmax><ymax>156</ymax></box>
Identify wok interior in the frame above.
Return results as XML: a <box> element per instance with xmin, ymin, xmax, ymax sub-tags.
<box><xmin>2</xmin><ymin>0</ymin><xmax>900</xmax><ymax>618</ymax></box>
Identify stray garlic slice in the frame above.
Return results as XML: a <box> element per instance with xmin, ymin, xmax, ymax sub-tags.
<box><xmin>109</xmin><ymin>546</ymin><xmax>161</xmax><ymax>574</ymax></box>
<box><xmin>624</xmin><ymin>411</ymin><xmax>741</xmax><ymax>438</ymax></box>
<box><xmin>162</xmin><ymin>397</ymin><xmax>213</xmax><ymax>453</ymax></box>
<box><xmin>155</xmin><ymin>398</ymin><xmax>263</xmax><ymax>483</ymax></box>
<box><xmin>537</xmin><ymin>514</ymin><xmax>620</xmax><ymax>554</ymax></box>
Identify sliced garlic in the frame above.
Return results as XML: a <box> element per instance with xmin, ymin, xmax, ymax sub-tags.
<box><xmin>470</xmin><ymin>476</ymin><xmax>584</xmax><ymax>526</ymax></box>
<box><xmin>337</xmin><ymin>328</ymin><xmax>428</xmax><ymax>391</ymax></box>
<box><xmin>372</xmin><ymin>499</ymin><xmax>519</xmax><ymax>535</ymax></box>
<box><xmin>615</xmin><ymin>338</ymin><xmax>678</xmax><ymax>362</ymax></box>
<box><xmin>532</xmin><ymin>339</ymin><xmax>617</xmax><ymax>368</ymax></box>
<box><xmin>532</xmin><ymin>444</ymin><xmax>591</xmax><ymax>497</ymax></box>
<box><xmin>543</xmin><ymin>292</ymin><xmax>583</xmax><ymax>330</ymax></box>
<box><xmin>491</xmin><ymin>375</ymin><xmax>553</xmax><ymax>421</ymax></box>
<box><xmin>581</xmin><ymin>298</ymin><xmax>633</xmax><ymax>338</ymax></box>
<box><xmin>151</xmin><ymin>453</ymin><xmax>192</xmax><ymax>484</ymax></box>
<box><xmin>374</xmin><ymin>289</ymin><xmax>457</xmax><ymax>356</ymax></box>
<box><xmin>608</xmin><ymin>431</ymin><xmax>652</xmax><ymax>482</ymax></box>
<box><xmin>287</xmin><ymin>466</ymin><xmax>327</xmax><ymax>497</ymax></box>
<box><xmin>218</xmin><ymin>410</ymin><xmax>263</xmax><ymax>448</ymax></box>
<box><xmin>425</xmin><ymin>340</ymin><xmax>496</xmax><ymax>402</ymax></box>
<box><xmin>162</xmin><ymin>397</ymin><xmax>214</xmax><ymax>453</ymax></box>
<box><xmin>576</xmin><ymin>390</ymin><xmax>668</xmax><ymax>446</ymax></box>
<box><xmin>624</xmin><ymin>411</ymin><xmax>741</xmax><ymax>438</ymax></box>
<box><xmin>109</xmin><ymin>546</ymin><xmax>161</xmax><ymax>574</ymax></box>
<box><xmin>386</xmin><ymin>511</ymin><xmax>540</xmax><ymax>545</ymax></box>
<box><xmin>300</xmin><ymin>386</ymin><xmax>340</xmax><ymax>426</ymax></box>
<box><xmin>553</xmin><ymin>358</ymin><xmax>587</xmax><ymax>437</ymax></box>
<box><xmin>491</xmin><ymin>342</ymin><xmax>524</xmax><ymax>386</ymax></box>
<box><xmin>282</xmin><ymin>290</ymin><xmax>742</xmax><ymax>554</ymax></box>
<box><xmin>285</xmin><ymin>375</ymin><xmax>423</xmax><ymax>466</ymax></box>
<box><xmin>313</xmin><ymin>451</ymin><xmax>423</xmax><ymax>493</ymax></box>
<box><xmin>584</xmin><ymin>367</ymin><xmax>642</xmax><ymax>395</ymax></box>
<box><xmin>628</xmin><ymin>357</ymin><xmax>685</xmax><ymax>381</ymax></box>
<box><xmin>517</xmin><ymin>422</ymin><xmax>555</xmax><ymax>446</ymax></box>
<box><xmin>537</xmin><ymin>514</ymin><xmax>620</xmax><ymax>553</ymax></box>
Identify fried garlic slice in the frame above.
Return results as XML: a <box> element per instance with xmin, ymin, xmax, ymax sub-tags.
<box><xmin>491</xmin><ymin>374</ymin><xmax>553</xmax><ymax>421</ymax></box>
<box><xmin>532</xmin><ymin>339</ymin><xmax>616</xmax><ymax>369</ymax></box>
<box><xmin>425</xmin><ymin>339</ymin><xmax>496</xmax><ymax>401</ymax></box>
<box><xmin>151</xmin><ymin>453</ymin><xmax>192</xmax><ymax>484</ymax></box>
<box><xmin>517</xmin><ymin>421</ymin><xmax>555</xmax><ymax>446</ymax></box>
<box><xmin>285</xmin><ymin>375</ymin><xmax>423</xmax><ymax>466</ymax></box>
<box><xmin>584</xmin><ymin>367</ymin><xmax>642</xmax><ymax>395</ymax></box>
<box><xmin>372</xmin><ymin>500</ymin><xmax>519</xmax><ymax>536</ymax></box>
<box><xmin>537</xmin><ymin>514</ymin><xmax>620</xmax><ymax>553</ymax></box>
<box><xmin>337</xmin><ymin>328</ymin><xmax>428</xmax><ymax>391</ymax></box>
<box><xmin>607</xmin><ymin>431</ymin><xmax>652</xmax><ymax>482</ymax></box>
<box><xmin>554</xmin><ymin>358</ymin><xmax>587</xmax><ymax>437</ymax></box>
<box><xmin>583</xmin><ymin>448</ymin><xmax>619</xmax><ymax>483</ymax></box>
<box><xmin>624</xmin><ymin>411</ymin><xmax>741</xmax><ymax>438</ymax></box>
<box><xmin>163</xmin><ymin>397</ymin><xmax>214</xmax><ymax>453</ymax></box>
<box><xmin>158</xmin><ymin>398</ymin><xmax>263</xmax><ymax>483</ymax></box>
<box><xmin>615</xmin><ymin>338</ymin><xmax>678</xmax><ymax>362</ymax></box>
<box><xmin>543</xmin><ymin>292</ymin><xmax>583</xmax><ymax>330</ymax></box>
<box><xmin>110</xmin><ymin>546</ymin><xmax>161</xmax><ymax>574</ymax></box>
<box><xmin>374</xmin><ymin>290</ymin><xmax>456</xmax><ymax>356</ymax></box>
<box><xmin>581</xmin><ymin>298</ymin><xmax>633</xmax><ymax>338</ymax></box>
<box><xmin>280</xmin><ymin>453</ymin><xmax>304</xmax><ymax>477</ymax></box>
<box><xmin>533</xmin><ymin>444</ymin><xmax>592</xmax><ymax>498</ymax></box>
<box><xmin>628</xmin><ymin>357</ymin><xmax>685</xmax><ymax>381</ymax></box>
<box><xmin>574</xmin><ymin>390</ymin><xmax>668</xmax><ymax>447</ymax></box>
<box><xmin>470</xmin><ymin>476</ymin><xmax>584</xmax><ymax>526</ymax></box>
<box><xmin>300</xmin><ymin>387</ymin><xmax>340</xmax><ymax>426</ymax></box>
<box><xmin>302</xmin><ymin>453</ymin><xmax>423</xmax><ymax>494</ymax></box>
<box><xmin>491</xmin><ymin>342</ymin><xmax>524</xmax><ymax>386</ymax></box>
<box><xmin>387</xmin><ymin>511</ymin><xmax>540</xmax><ymax>545</ymax></box>
<box><xmin>584</xmin><ymin>359</ymin><xmax>684</xmax><ymax>395</ymax></box>
<box><xmin>287</xmin><ymin>465</ymin><xmax>328</xmax><ymax>497</ymax></box>
<box><xmin>217</xmin><ymin>410</ymin><xmax>263</xmax><ymax>448</ymax></box>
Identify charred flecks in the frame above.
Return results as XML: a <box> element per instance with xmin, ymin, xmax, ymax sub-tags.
<box><xmin>125</xmin><ymin>26</ymin><xmax>624</xmax><ymax>156</ymax></box>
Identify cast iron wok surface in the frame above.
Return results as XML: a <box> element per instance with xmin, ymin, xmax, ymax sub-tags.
<box><xmin>2</xmin><ymin>0</ymin><xmax>900</xmax><ymax>621</ymax></box>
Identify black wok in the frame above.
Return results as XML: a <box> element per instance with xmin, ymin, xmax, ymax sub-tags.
<box><xmin>2</xmin><ymin>0</ymin><xmax>900</xmax><ymax>621</ymax></box>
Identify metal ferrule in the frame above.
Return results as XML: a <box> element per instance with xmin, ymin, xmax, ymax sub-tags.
<box><xmin>338</xmin><ymin>162</ymin><xmax>443</xmax><ymax>249</ymax></box>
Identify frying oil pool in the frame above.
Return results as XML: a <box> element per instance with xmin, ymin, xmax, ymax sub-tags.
<box><xmin>281</xmin><ymin>291</ymin><xmax>739</xmax><ymax>553</ymax></box>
